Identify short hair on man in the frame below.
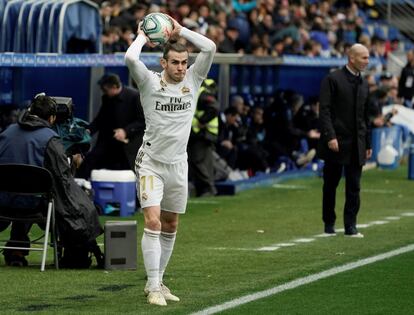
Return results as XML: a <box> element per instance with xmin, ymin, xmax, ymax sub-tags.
<box><xmin>224</xmin><ymin>106</ymin><xmax>239</xmax><ymax>116</ymax></box>
<box><xmin>29</xmin><ymin>94</ymin><xmax>57</xmax><ymax>120</ymax></box>
<box><xmin>97</xmin><ymin>73</ymin><xmax>122</xmax><ymax>88</ymax></box>
<box><xmin>163</xmin><ymin>40</ymin><xmax>188</xmax><ymax>60</ymax></box>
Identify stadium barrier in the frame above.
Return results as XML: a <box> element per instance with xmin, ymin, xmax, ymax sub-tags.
<box><xmin>0</xmin><ymin>53</ymin><xmax>382</xmax><ymax>121</ymax></box>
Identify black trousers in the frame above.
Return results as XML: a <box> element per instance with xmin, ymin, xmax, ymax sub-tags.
<box><xmin>188</xmin><ymin>138</ymin><xmax>216</xmax><ymax>196</ymax></box>
<box><xmin>322</xmin><ymin>160</ymin><xmax>362</xmax><ymax>230</ymax></box>
<box><xmin>0</xmin><ymin>221</ymin><xmax>32</xmax><ymax>256</ymax></box>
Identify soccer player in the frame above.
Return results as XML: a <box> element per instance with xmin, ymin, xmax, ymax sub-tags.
<box><xmin>125</xmin><ymin>17</ymin><xmax>216</xmax><ymax>306</ymax></box>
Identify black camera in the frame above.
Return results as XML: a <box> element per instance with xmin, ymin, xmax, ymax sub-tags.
<box><xmin>51</xmin><ymin>96</ymin><xmax>73</xmax><ymax>124</ymax></box>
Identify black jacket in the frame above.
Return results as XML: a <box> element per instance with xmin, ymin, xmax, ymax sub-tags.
<box><xmin>318</xmin><ymin>66</ymin><xmax>371</xmax><ymax>165</ymax></box>
<box><xmin>398</xmin><ymin>64</ymin><xmax>414</xmax><ymax>100</ymax></box>
<box><xmin>90</xmin><ymin>86</ymin><xmax>145</xmax><ymax>168</ymax></box>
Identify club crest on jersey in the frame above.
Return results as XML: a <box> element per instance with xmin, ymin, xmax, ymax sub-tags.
<box><xmin>142</xmin><ymin>192</ymin><xmax>148</xmax><ymax>201</ymax></box>
<box><xmin>181</xmin><ymin>86</ymin><xmax>190</xmax><ymax>94</ymax></box>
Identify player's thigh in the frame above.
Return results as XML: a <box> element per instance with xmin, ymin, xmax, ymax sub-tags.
<box><xmin>161</xmin><ymin>161</ymin><xmax>188</xmax><ymax>213</ymax></box>
<box><xmin>136</xmin><ymin>155</ymin><xmax>164</xmax><ymax>208</ymax></box>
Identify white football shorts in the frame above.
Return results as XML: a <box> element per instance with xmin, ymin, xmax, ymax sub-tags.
<box><xmin>135</xmin><ymin>152</ymin><xmax>188</xmax><ymax>213</ymax></box>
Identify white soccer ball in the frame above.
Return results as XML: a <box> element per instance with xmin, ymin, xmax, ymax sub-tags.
<box><xmin>140</xmin><ymin>13</ymin><xmax>173</xmax><ymax>46</ymax></box>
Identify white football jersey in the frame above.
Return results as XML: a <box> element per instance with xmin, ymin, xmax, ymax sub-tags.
<box><xmin>138</xmin><ymin>67</ymin><xmax>202</xmax><ymax>163</ymax></box>
<box><xmin>125</xmin><ymin>27</ymin><xmax>216</xmax><ymax>164</ymax></box>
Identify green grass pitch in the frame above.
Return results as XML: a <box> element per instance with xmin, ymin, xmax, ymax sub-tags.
<box><xmin>0</xmin><ymin>166</ymin><xmax>413</xmax><ymax>314</ymax></box>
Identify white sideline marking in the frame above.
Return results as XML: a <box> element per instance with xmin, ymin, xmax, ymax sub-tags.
<box><xmin>211</xmin><ymin>247</ymin><xmax>253</xmax><ymax>251</ymax></box>
<box><xmin>314</xmin><ymin>233</ymin><xmax>335</xmax><ymax>238</ymax></box>
<box><xmin>370</xmin><ymin>220</ymin><xmax>389</xmax><ymax>225</ymax></box>
<box><xmin>272</xmin><ymin>184</ymin><xmax>307</xmax><ymax>189</ymax></box>
<box><xmin>257</xmin><ymin>246</ymin><xmax>280</xmax><ymax>252</ymax></box>
<box><xmin>293</xmin><ymin>238</ymin><xmax>315</xmax><ymax>243</ymax></box>
<box><xmin>191</xmin><ymin>244</ymin><xmax>414</xmax><ymax>315</ymax></box>
<box><xmin>188</xmin><ymin>200</ymin><xmax>219</xmax><ymax>204</ymax></box>
<box><xmin>274</xmin><ymin>243</ymin><xmax>296</xmax><ymax>247</ymax></box>
<box><xmin>361</xmin><ymin>188</ymin><xmax>394</xmax><ymax>194</ymax></box>
<box><xmin>210</xmin><ymin>211</ymin><xmax>412</xmax><ymax>252</ymax></box>
<box><xmin>384</xmin><ymin>216</ymin><xmax>401</xmax><ymax>220</ymax></box>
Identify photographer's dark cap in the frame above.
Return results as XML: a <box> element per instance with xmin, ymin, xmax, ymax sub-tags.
<box><xmin>97</xmin><ymin>73</ymin><xmax>121</xmax><ymax>87</ymax></box>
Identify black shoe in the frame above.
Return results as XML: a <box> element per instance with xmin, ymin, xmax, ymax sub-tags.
<box><xmin>324</xmin><ymin>225</ymin><xmax>336</xmax><ymax>236</ymax></box>
<box><xmin>4</xmin><ymin>254</ymin><xmax>28</xmax><ymax>267</ymax></box>
<box><xmin>344</xmin><ymin>226</ymin><xmax>364</xmax><ymax>238</ymax></box>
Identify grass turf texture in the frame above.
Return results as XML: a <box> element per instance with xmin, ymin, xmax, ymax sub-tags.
<box><xmin>0</xmin><ymin>166</ymin><xmax>413</xmax><ymax>314</ymax></box>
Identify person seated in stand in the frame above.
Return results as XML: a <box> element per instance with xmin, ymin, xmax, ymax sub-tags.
<box><xmin>0</xmin><ymin>94</ymin><xmax>102</xmax><ymax>267</ymax></box>
<box><xmin>238</xmin><ymin>106</ymin><xmax>271</xmax><ymax>174</ymax></box>
<box><xmin>217</xmin><ymin>106</ymin><xmax>242</xmax><ymax>170</ymax></box>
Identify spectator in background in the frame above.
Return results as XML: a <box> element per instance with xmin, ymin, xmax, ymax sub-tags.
<box><xmin>218</xmin><ymin>24</ymin><xmax>244</xmax><ymax>53</ymax></box>
<box><xmin>206</xmin><ymin>25</ymin><xmax>225</xmax><ymax>47</ymax></box>
<box><xmin>264</xmin><ymin>90</ymin><xmax>316</xmax><ymax>168</ymax></box>
<box><xmin>0</xmin><ymin>106</ymin><xmax>18</xmax><ymax>132</ymax></box>
<box><xmin>239</xmin><ymin>106</ymin><xmax>271</xmax><ymax>174</ymax></box>
<box><xmin>170</xmin><ymin>1</ymin><xmax>191</xmax><ymax>24</ymax></box>
<box><xmin>368</xmin><ymin>86</ymin><xmax>395</xmax><ymax>128</ymax></box>
<box><xmin>102</xmin><ymin>26</ymin><xmax>121</xmax><ymax>54</ymax></box>
<box><xmin>318</xmin><ymin>43</ymin><xmax>372</xmax><ymax>238</ymax></box>
<box><xmin>398</xmin><ymin>49</ymin><xmax>414</xmax><ymax>108</ymax></box>
<box><xmin>231</xmin><ymin>95</ymin><xmax>250</xmax><ymax>127</ymax></box>
<box><xmin>232</xmin><ymin>0</ymin><xmax>258</xmax><ymax>13</ymax></box>
<box><xmin>293</xmin><ymin>96</ymin><xmax>320</xmax><ymax>150</ymax></box>
<box><xmin>77</xmin><ymin>73</ymin><xmax>145</xmax><ymax>179</ymax></box>
<box><xmin>217</xmin><ymin>106</ymin><xmax>241</xmax><ymax>169</ymax></box>
<box><xmin>188</xmin><ymin>79</ymin><xmax>219</xmax><ymax>197</ymax></box>
<box><xmin>100</xmin><ymin>1</ymin><xmax>113</xmax><ymax>31</ymax></box>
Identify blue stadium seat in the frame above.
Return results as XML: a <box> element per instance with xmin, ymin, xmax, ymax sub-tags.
<box><xmin>27</xmin><ymin>0</ymin><xmax>51</xmax><ymax>53</ymax></box>
<box><xmin>46</xmin><ymin>0</ymin><xmax>66</xmax><ymax>53</ymax></box>
<box><xmin>0</xmin><ymin>0</ymin><xmax>6</xmax><ymax>43</ymax></box>
<box><xmin>35</xmin><ymin>0</ymin><xmax>55</xmax><ymax>52</ymax></box>
<box><xmin>0</xmin><ymin>0</ymin><xmax>24</xmax><ymax>52</ymax></box>
<box><xmin>13</xmin><ymin>0</ymin><xmax>37</xmax><ymax>53</ymax></box>
<box><xmin>57</xmin><ymin>0</ymin><xmax>102</xmax><ymax>53</ymax></box>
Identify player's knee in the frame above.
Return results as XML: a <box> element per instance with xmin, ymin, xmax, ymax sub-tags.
<box><xmin>145</xmin><ymin>217</ymin><xmax>161</xmax><ymax>231</ymax></box>
<box><xmin>162</xmin><ymin>220</ymin><xmax>178</xmax><ymax>233</ymax></box>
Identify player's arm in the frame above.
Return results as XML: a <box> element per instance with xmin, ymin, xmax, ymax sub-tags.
<box><xmin>124</xmin><ymin>30</ymin><xmax>151</xmax><ymax>87</ymax></box>
<box><xmin>170</xmin><ymin>18</ymin><xmax>216</xmax><ymax>79</ymax></box>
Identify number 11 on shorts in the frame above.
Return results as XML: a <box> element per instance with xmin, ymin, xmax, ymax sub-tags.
<box><xmin>140</xmin><ymin>175</ymin><xmax>154</xmax><ymax>191</ymax></box>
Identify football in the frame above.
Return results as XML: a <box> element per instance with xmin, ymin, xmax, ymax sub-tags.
<box><xmin>140</xmin><ymin>13</ymin><xmax>174</xmax><ymax>46</ymax></box>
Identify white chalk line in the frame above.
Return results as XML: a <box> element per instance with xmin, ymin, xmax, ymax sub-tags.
<box><xmin>191</xmin><ymin>243</ymin><xmax>414</xmax><ymax>315</ymax></box>
<box><xmin>209</xmin><ymin>211</ymin><xmax>414</xmax><ymax>252</ymax></box>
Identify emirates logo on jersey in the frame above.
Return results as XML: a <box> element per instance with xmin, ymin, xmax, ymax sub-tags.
<box><xmin>181</xmin><ymin>86</ymin><xmax>190</xmax><ymax>94</ymax></box>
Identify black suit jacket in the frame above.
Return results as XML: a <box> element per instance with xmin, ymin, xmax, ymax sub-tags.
<box><xmin>318</xmin><ymin>66</ymin><xmax>371</xmax><ymax>165</ymax></box>
<box><xmin>89</xmin><ymin>86</ymin><xmax>145</xmax><ymax>168</ymax></box>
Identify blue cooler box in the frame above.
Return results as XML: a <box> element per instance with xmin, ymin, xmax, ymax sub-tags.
<box><xmin>91</xmin><ymin>170</ymin><xmax>136</xmax><ymax>217</ymax></box>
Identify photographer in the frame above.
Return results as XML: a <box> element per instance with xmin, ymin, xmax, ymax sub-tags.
<box><xmin>0</xmin><ymin>94</ymin><xmax>102</xmax><ymax>267</ymax></box>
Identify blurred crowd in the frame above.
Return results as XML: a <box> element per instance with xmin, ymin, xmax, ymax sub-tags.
<box><xmin>92</xmin><ymin>0</ymin><xmax>405</xmax><ymax>63</ymax></box>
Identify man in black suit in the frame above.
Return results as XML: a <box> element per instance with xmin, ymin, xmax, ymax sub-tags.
<box><xmin>318</xmin><ymin>44</ymin><xmax>372</xmax><ymax>238</ymax></box>
<box><xmin>77</xmin><ymin>73</ymin><xmax>145</xmax><ymax>178</ymax></box>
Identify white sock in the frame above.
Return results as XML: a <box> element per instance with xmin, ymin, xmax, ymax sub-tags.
<box><xmin>141</xmin><ymin>228</ymin><xmax>161</xmax><ymax>291</ymax></box>
<box><xmin>159</xmin><ymin>231</ymin><xmax>177</xmax><ymax>283</ymax></box>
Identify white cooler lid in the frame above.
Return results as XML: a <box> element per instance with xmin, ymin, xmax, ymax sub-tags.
<box><xmin>91</xmin><ymin>169</ymin><xmax>136</xmax><ymax>182</ymax></box>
